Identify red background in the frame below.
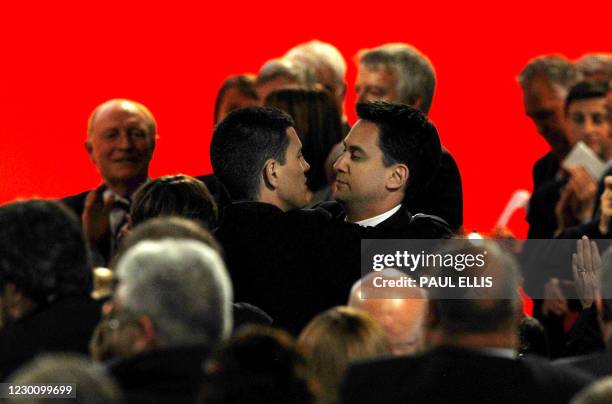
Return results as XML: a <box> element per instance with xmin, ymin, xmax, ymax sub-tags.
<box><xmin>1</xmin><ymin>1</ymin><xmax>610</xmax><ymax>237</ymax></box>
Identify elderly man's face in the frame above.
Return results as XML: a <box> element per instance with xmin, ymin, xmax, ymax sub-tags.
<box><xmin>355</xmin><ymin>65</ymin><xmax>400</xmax><ymax>104</ymax></box>
<box><xmin>86</xmin><ymin>101</ymin><xmax>156</xmax><ymax>189</ymax></box>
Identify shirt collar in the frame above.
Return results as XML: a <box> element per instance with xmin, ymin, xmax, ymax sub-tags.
<box><xmin>354</xmin><ymin>204</ymin><xmax>402</xmax><ymax>227</ymax></box>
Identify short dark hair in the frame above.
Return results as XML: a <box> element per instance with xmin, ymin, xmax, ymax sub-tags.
<box><xmin>200</xmin><ymin>325</ymin><xmax>313</xmax><ymax>404</ymax></box>
<box><xmin>214</xmin><ymin>74</ymin><xmax>259</xmax><ymax>124</ymax></box>
<box><xmin>265</xmin><ymin>88</ymin><xmax>343</xmax><ymax>192</ymax></box>
<box><xmin>565</xmin><ymin>80</ymin><xmax>610</xmax><ymax>113</ymax></box>
<box><xmin>130</xmin><ymin>174</ymin><xmax>219</xmax><ymax>230</ymax></box>
<box><xmin>210</xmin><ymin>107</ymin><xmax>295</xmax><ymax>201</ymax></box>
<box><xmin>0</xmin><ymin>199</ymin><xmax>92</xmax><ymax>303</ymax></box>
<box><xmin>356</xmin><ymin>101</ymin><xmax>441</xmax><ymax>197</ymax></box>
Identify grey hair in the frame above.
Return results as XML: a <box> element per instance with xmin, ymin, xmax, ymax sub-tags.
<box><xmin>7</xmin><ymin>354</ymin><xmax>121</xmax><ymax>404</ymax></box>
<box><xmin>115</xmin><ymin>239</ymin><xmax>233</xmax><ymax>348</ymax></box>
<box><xmin>358</xmin><ymin>43</ymin><xmax>436</xmax><ymax>114</ymax></box>
<box><xmin>517</xmin><ymin>55</ymin><xmax>578</xmax><ymax>98</ymax></box>
<box><xmin>257</xmin><ymin>57</ymin><xmax>316</xmax><ymax>87</ymax></box>
<box><xmin>285</xmin><ymin>39</ymin><xmax>347</xmax><ymax>84</ymax></box>
<box><xmin>576</xmin><ymin>53</ymin><xmax>612</xmax><ymax>82</ymax></box>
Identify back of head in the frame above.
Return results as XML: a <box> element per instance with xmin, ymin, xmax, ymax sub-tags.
<box><xmin>7</xmin><ymin>354</ymin><xmax>121</xmax><ymax>404</ymax></box>
<box><xmin>201</xmin><ymin>325</ymin><xmax>313</xmax><ymax>404</ymax></box>
<box><xmin>297</xmin><ymin>306</ymin><xmax>390</xmax><ymax>404</ymax></box>
<box><xmin>349</xmin><ymin>269</ymin><xmax>427</xmax><ymax>355</ymax></box>
<box><xmin>0</xmin><ymin>199</ymin><xmax>92</xmax><ymax>305</ymax></box>
<box><xmin>359</xmin><ymin>43</ymin><xmax>436</xmax><ymax>114</ymax></box>
<box><xmin>285</xmin><ymin>40</ymin><xmax>347</xmax><ymax>110</ymax></box>
<box><xmin>427</xmin><ymin>240</ymin><xmax>521</xmax><ymax>335</ymax></box>
<box><xmin>356</xmin><ymin>101</ymin><xmax>441</xmax><ymax>198</ymax></box>
<box><xmin>257</xmin><ymin>58</ymin><xmax>315</xmax><ymax>88</ymax></box>
<box><xmin>214</xmin><ymin>74</ymin><xmax>259</xmax><ymax>124</ymax></box>
<box><xmin>115</xmin><ymin>238</ymin><xmax>233</xmax><ymax>349</ymax></box>
<box><xmin>517</xmin><ymin>54</ymin><xmax>578</xmax><ymax>96</ymax></box>
<box><xmin>130</xmin><ymin>174</ymin><xmax>219</xmax><ymax>230</ymax></box>
<box><xmin>210</xmin><ymin>107</ymin><xmax>295</xmax><ymax>201</ymax></box>
<box><xmin>265</xmin><ymin>88</ymin><xmax>343</xmax><ymax>192</ymax></box>
<box><xmin>285</xmin><ymin>40</ymin><xmax>347</xmax><ymax>86</ymax></box>
<box><xmin>576</xmin><ymin>53</ymin><xmax>612</xmax><ymax>82</ymax></box>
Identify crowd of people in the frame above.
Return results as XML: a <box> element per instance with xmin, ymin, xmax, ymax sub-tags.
<box><xmin>1</xmin><ymin>40</ymin><xmax>612</xmax><ymax>403</ymax></box>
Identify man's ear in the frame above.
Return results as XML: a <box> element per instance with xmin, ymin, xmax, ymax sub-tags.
<box><xmin>132</xmin><ymin>315</ymin><xmax>157</xmax><ymax>352</ymax></box>
<box><xmin>412</xmin><ymin>96</ymin><xmax>424</xmax><ymax>111</ymax></box>
<box><xmin>386</xmin><ymin>164</ymin><xmax>409</xmax><ymax>191</ymax></box>
<box><xmin>262</xmin><ymin>159</ymin><xmax>279</xmax><ymax>190</ymax></box>
<box><xmin>85</xmin><ymin>140</ymin><xmax>94</xmax><ymax>162</ymax></box>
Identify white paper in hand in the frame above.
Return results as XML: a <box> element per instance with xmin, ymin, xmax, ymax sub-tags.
<box><xmin>562</xmin><ymin>141</ymin><xmax>605</xmax><ymax>181</ymax></box>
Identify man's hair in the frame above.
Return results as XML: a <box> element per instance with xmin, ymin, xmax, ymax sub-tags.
<box><xmin>115</xmin><ymin>239</ymin><xmax>233</xmax><ymax>348</ymax></box>
<box><xmin>565</xmin><ymin>80</ymin><xmax>610</xmax><ymax>113</ymax></box>
<box><xmin>356</xmin><ymin>101</ymin><xmax>441</xmax><ymax>197</ymax></box>
<box><xmin>265</xmin><ymin>88</ymin><xmax>343</xmax><ymax>192</ymax></box>
<box><xmin>87</xmin><ymin>98</ymin><xmax>157</xmax><ymax>138</ymax></box>
<box><xmin>201</xmin><ymin>325</ymin><xmax>313</xmax><ymax>404</ymax></box>
<box><xmin>517</xmin><ymin>55</ymin><xmax>578</xmax><ymax>97</ymax></box>
<box><xmin>428</xmin><ymin>240</ymin><xmax>521</xmax><ymax>334</ymax></box>
<box><xmin>214</xmin><ymin>74</ymin><xmax>259</xmax><ymax>124</ymax></box>
<box><xmin>210</xmin><ymin>107</ymin><xmax>295</xmax><ymax>200</ymax></box>
<box><xmin>7</xmin><ymin>354</ymin><xmax>121</xmax><ymax>404</ymax></box>
<box><xmin>256</xmin><ymin>58</ymin><xmax>315</xmax><ymax>87</ymax></box>
<box><xmin>130</xmin><ymin>174</ymin><xmax>219</xmax><ymax>230</ymax></box>
<box><xmin>285</xmin><ymin>39</ymin><xmax>347</xmax><ymax>86</ymax></box>
<box><xmin>358</xmin><ymin>43</ymin><xmax>436</xmax><ymax>114</ymax></box>
<box><xmin>575</xmin><ymin>53</ymin><xmax>612</xmax><ymax>82</ymax></box>
<box><xmin>0</xmin><ymin>199</ymin><xmax>92</xmax><ymax>304</ymax></box>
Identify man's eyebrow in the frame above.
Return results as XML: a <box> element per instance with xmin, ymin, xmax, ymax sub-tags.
<box><xmin>348</xmin><ymin>145</ymin><xmax>366</xmax><ymax>154</ymax></box>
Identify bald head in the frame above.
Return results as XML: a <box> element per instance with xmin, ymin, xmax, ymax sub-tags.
<box><xmin>348</xmin><ymin>269</ymin><xmax>427</xmax><ymax>355</ymax></box>
<box><xmin>87</xmin><ymin>99</ymin><xmax>157</xmax><ymax>139</ymax></box>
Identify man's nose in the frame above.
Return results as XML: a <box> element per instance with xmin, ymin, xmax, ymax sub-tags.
<box><xmin>333</xmin><ymin>152</ymin><xmax>347</xmax><ymax>173</ymax></box>
<box><xmin>303</xmin><ymin>159</ymin><xmax>310</xmax><ymax>173</ymax></box>
<box><xmin>117</xmin><ymin>130</ymin><xmax>134</xmax><ymax>149</ymax></box>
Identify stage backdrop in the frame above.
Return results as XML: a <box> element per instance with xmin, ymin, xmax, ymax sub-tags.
<box><xmin>1</xmin><ymin>1</ymin><xmax>610</xmax><ymax>237</ymax></box>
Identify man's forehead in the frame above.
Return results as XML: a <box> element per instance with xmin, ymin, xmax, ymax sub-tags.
<box><xmin>345</xmin><ymin>120</ymin><xmax>380</xmax><ymax>145</ymax></box>
<box><xmin>91</xmin><ymin>102</ymin><xmax>149</xmax><ymax>130</ymax></box>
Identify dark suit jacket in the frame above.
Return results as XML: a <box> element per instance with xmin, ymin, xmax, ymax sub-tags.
<box><xmin>341</xmin><ymin>346</ymin><xmax>592</xmax><ymax>404</ymax></box>
<box><xmin>404</xmin><ymin>148</ymin><xmax>463</xmax><ymax>232</ymax></box>
<box><xmin>555</xmin><ymin>348</ymin><xmax>612</xmax><ymax>378</ymax></box>
<box><xmin>108</xmin><ymin>345</ymin><xmax>210</xmax><ymax>404</ymax></box>
<box><xmin>527</xmin><ymin>152</ymin><xmax>564</xmax><ymax>239</ymax></box>
<box><xmin>215</xmin><ymin>202</ymin><xmax>452</xmax><ymax>335</ymax></box>
<box><xmin>0</xmin><ymin>296</ymin><xmax>102</xmax><ymax>381</ymax></box>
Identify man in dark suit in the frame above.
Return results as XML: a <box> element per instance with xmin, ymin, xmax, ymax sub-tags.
<box><xmin>354</xmin><ymin>43</ymin><xmax>463</xmax><ymax>231</ymax></box>
<box><xmin>106</xmin><ymin>238</ymin><xmax>232</xmax><ymax>403</ymax></box>
<box><xmin>62</xmin><ymin>99</ymin><xmax>157</xmax><ymax>265</ymax></box>
<box><xmin>0</xmin><ymin>200</ymin><xmax>101</xmax><ymax>381</ymax></box>
<box><xmin>211</xmin><ymin>106</ymin><xmax>450</xmax><ymax>334</ymax></box>
<box><xmin>341</xmin><ymin>241</ymin><xmax>592</xmax><ymax>404</ymax></box>
<box><xmin>517</xmin><ymin>55</ymin><xmax>578</xmax><ymax>238</ymax></box>
<box><xmin>332</xmin><ymin>101</ymin><xmax>452</xmax><ymax>237</ymax></box>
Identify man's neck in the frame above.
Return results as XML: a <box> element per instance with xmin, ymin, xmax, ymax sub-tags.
<box><xmin>258</xmin><ymin>194</ymin><xmax>287</xmax><ymax>212</ymax></box>
<box><xmin>430</xmin><ymin>330</ymin><xmax>518</xmax><ymax>352</ymax></box>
